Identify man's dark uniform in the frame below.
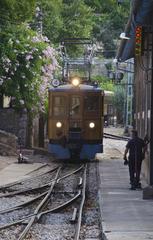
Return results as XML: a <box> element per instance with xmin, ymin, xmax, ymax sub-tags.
<box><xmin>126</xmin><ymin>136</ymin><xmax>145</xmax><ymax>188</ymax></box>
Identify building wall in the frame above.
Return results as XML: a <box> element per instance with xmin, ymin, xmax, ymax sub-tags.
<box><xmin>134</xmin><ymin>30</ymin><xmax>152</xmax><ymax>184</ymax></box>
<box><xmin>0</xmin><ymin>108</ymin><xmax>27</xmax><ymax>146</ymax></box>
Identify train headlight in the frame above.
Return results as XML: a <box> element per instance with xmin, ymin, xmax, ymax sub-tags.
<box><xmin>56</xmin><ymin>122</ymin><xmax>62</xmax><ymax>128</ymax></box>
<box><xmin>71</xmin><ymin>77</ymin><xmax>80</xmax><ymax>87</ymax></box>
<box><xmin>89</xmin><ymin>122</ymin><xmax>95</xmax><ymax>128</ymax></box>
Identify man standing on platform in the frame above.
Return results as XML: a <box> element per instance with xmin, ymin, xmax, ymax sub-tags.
<box><xmin>123</xmin><ymin>129</ymin><xmax>146</xmax><ymax>190</ymax></box>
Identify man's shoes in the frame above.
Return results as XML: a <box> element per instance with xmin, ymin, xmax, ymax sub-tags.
<box><xmin>124</xmin><ymin>159</ymin><xmax>129</xmax><ymax>165</ymax></box>
<box><xmin>130</xmin><ymin>185</ymin><xmax>136</xmax><ymax>190</ymax></box>
<box><xmin>135</xmin><ymin>182</ymin><xmax>142</xmax><ymax>189</ymax></box>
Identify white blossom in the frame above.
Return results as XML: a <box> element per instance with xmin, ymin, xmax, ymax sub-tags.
<box><xmin>19</xmin><ymin>99</ymin><xmax>24</xmax><ymax>105</ymax></box>
<box><xmin>26</xmin><ymin>54</ymin><xmax>33</xmax><ymax>60</ymax></box>
<box><xmin>42</xmin><ymin>36</ymin><xmax>50</xmax><ymax>43</ymax></box>
<box><xmin>8</xmin><ymin>38</ymin><xmax>13</xmax><ymax>45</ymax></box>
<box><xmin>5</xmin><ymin>68</ymin><xmax>9</xmax><ymax>73</ymax></box>
<box><xmin>26</xmin><ymin>64</ymin><xmax>30</xmax><ymax>68</ymax></box>
<box><xmin>32</xmin><ymin>36</ymin><xmax>41</xmax><ymax>43</ymax></box>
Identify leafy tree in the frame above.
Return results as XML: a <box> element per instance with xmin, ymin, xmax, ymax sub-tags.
<box><xmin>32</xmin><ymin>0</ymin><xmax>63</xmax><ymax>43</ymax></box>
<box><xmin>0</xmin><ymin>24</ymin><xmax>59</xmax><ymax>112</ymax></box>
<box><xmin>0</xmin><ymin>0</ymin><xmax>36</xmax><ymax>26</ymax></box>
<box><xmin>85</xmin><ymin>0</ymin><xmax>130</xmax><ymax>57</ymax></box>
<box><xmin>33</xmin><ymin>0</ymin><xmax>94</xmax><ymax>57</ymax></box>
<box><xmin>0</xmin><ymin>1</ymin><xmax>36</xmax><ymax>58</ymax></box>
<box><xmin>113</xmin><ymin>85</ymin><xmax>125</xmax><ymax>124</ymax></box>
<box><xmin>0</xmin><ymin>24</ymin><xmax>59</xmax><ymax>145</ymax></box>
<box><xmin>93</xmin><ymin>75</ymin><xmax>114</xmax><ymax>91</ymax></box>
<box><xmin>33</xmin><ymin>0</ymin><xmax>94</xmax><ymax>42</ymax></box>
<box><xmin>60</xmin><ymin>0</ymin><xmax>93</xmax><ymax>40</ymax></box>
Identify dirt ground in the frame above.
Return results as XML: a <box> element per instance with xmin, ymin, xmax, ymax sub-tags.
<box><xmin>0</xmin><ymin>155</ymin><xmax>18</xmax><ymax>171</ymax></box>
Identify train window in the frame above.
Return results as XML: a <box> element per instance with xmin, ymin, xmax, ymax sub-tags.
<box><xmin>84</xmin><ymin>96</ymin><xmax>99</xmax><ymax>111</ymax></box>
<box><xmin>70</xmin><ymin>96</ymin><xmax>81</xmax><ymax>116</ymax></box>
<box><xmin>54</xmin><ymin>96</ymin><xmax>64</xmax><ymax>105</ymax></box>
<box><xmin>53</xmin><ymin>96</ymin><xmax>66</xmax><ymax>116</ymax></box>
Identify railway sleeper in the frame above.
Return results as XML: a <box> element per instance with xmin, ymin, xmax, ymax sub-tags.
<box><xmin>78</xmin><ymin>177</ymin><xmax>83</xmax><ymax>187</ymax></box>
<box><xmin>70</xmin><ymin>207</ymin><xmax>78</xmax><ymax>223</ymax></box>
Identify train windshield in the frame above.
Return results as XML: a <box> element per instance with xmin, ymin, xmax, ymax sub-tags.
<box><xmin>53</xmin><ymin>96</ymin><xmax>66</xmax><ymax>116</ymax></box>
<box><xmin>70</xmin><ymin>96</ymin><xmax>81</xmax><ymax>116</ymax></box>
<box><xmin>84</xmin><ymin>96</ymin><xmax>99</xmax><ymax>111</ymax></box>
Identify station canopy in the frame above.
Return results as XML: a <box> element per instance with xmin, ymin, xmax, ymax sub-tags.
<box><xmin>116</xmin><ymin>0</ymin><xmax>153</xmax><ymax>62</ymax></box>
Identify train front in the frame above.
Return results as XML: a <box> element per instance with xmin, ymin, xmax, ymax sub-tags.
<box><xmin>48</xmin><ymin>78</ymin><xmax>104</xmax><ymax>160</ymax></box>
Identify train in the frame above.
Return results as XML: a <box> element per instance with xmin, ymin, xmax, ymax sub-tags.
<box><xmin>48</xmin><ymin>78</ymin><xmax>104</xmax><ymax>160</ymax></box>
<box><xmin>48</xmin><ymin>38</ymin><xmax>104</xmax><ymax>160</ymax></box>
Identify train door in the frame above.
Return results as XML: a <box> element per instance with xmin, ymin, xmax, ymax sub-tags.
<box><xmin>68</xmin><ymin>94</ymin><xmax>83</xmax><ymax>157</ymax></box>
<box><xmin>69</xmin><ymin>94</ymin><xmax>83</xmax><ymax>128</ymax></box>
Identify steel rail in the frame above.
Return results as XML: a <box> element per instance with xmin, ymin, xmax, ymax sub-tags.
<box><xmin>38</xmin><ymin>164</ymin><xmax>84</xmax><ymax>211</ymax></box>
<box><xmin>0</xmin><ymin>164</ymin><xmax>84</xmax><ymax>198</ymax></box>
<box><xmin>37</xmin><ymin>190</ymin><xmax>81</xmax><ymax>219</ymax></box>
<box><xmin>57</xmin><ymin>164</ymin><xmax>84</xmax><ymax>183</ymax></box>
<box><xmin>0</xmin><ymin>165</ymin><xmax>84</xmax><ymax>214</ymax></box>
<box><xmin>17</xmin><ymin>167</ymin><xmax>62</xmax><ymax>240</ymax></box>
<box><xmin>74</xmin><ymin>164</ymin><xmax>87</xmax><ymax>240</ymax></box>
<box><xmin>0</xmin><ymin>166</ymin><xmax>59</xmax><ymax>191</ymax></box>
<box><xmin>0</xmin><ymin>190</ymin><xmax>81</xmax><ymax>231</ymax></box>
<box><xmin>0</xmin><ymin>183</ymin><xmax>49</xmax><ymax>198</ymax></box>
<box><xmin>0</xmin><ymin>164</ymin><xmax>85</xmax><ymax>240</ymax></box>
<box><xmin>0</xmin><ymin>191</ymin><xmax>48</xmax><ymax>214</ymax></box>
<box><xmin>104</xmin><ymin>132</ymin><xmax>129</xmax><ymax>141</ymax></box>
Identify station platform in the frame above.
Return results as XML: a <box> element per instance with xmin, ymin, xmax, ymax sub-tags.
<box><xmin>98</xmin><ymin>156</ymin><xmax>153</xmax><ymax>240</ymax></box>
<box><xmin>0</xmin><ymin>161</ymin><xmax>47</xmax><ymax>187</ymax></box>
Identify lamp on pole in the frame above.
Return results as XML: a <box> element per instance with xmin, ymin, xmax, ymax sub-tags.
<box><xmin>117</xmin><ymin>0</ymin><xmax>124</xmax><ymax>6</ymax></box>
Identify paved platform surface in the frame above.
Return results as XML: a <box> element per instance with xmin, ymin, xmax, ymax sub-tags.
<box><xmin>0</xmin><ymin>162</ymin><xmax>47</xmax><ymax>187</ymax></box>
<box><xmin>98</xmin><ymin>151</ymin><xmax>153</xmax><ymax>240</ymax></box>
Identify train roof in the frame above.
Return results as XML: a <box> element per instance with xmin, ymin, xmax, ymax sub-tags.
<box><xmin>49</xmin><ymin>84</ymin><xmax>103</xmax><ymax>93</ymax></box>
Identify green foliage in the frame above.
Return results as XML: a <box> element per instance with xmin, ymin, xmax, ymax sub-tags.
<box><xmin>85</xmin><ymin>0</ymin><xmax>130</xmax><ymax>57</ymax></box>
<box><xmin>33</xmin><ymin>0</ymin><xmax>63</xmax><ymax>43</ymax></box>
<box><xmin>0</xmin><ymin>0</ymin><xmax>130</xmax><ymax>57</ymax></box>
<box><xmin>93</xmin><ymin>75</ymin><xmax>114</xmax><ymax>91</ymax></box>
<box><xmin>61</xmin><ymin>0</ymin><xmax>93</xmax><ymax>39</ymax></box>
<box><xmin>0</xmin><ymin>24</ymin><xmax>59</xmax><ymax>114</ymax></box>
<box><xmin>113</xmin><ymin>85</ymin><xmax>125</xmax><ymax>123</ymax></box>
<box><xmin>0</xmin><ymin>0</ymin><xmax>130</xmax><ymax>116</ymax></box>
<box><xmin>59</xmin><ymin>0</ymin><xmax>94</xmax><ymax>57</ymax></box>
<box><xmin>0</xmin><ymin>0</ymin><xmax>36</xmax><ymax>26</ymax></box>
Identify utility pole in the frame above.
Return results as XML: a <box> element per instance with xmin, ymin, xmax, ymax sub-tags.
<box><xmin>150</xmin><ymin>33</ymin><xmax>153</xmax><ymax>185</ymax></box>
<box><xmin>117</xmin><ymin>0</ymin><xmax>124</xmax><ymax>6</ymax></box>
<box><xmin>35</xmin><ymin>6</ymin><xmax>43</xmax><ymax>36</ymax></box>
<box><xmin>35</xmin><ymin>5</ymin><xmax>45</xmax><ymax>148</ymax></box>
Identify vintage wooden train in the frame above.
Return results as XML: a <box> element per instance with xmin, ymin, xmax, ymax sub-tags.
<box><xmin>48</xmin><ymin>77</ymin><xmax>104</xmax><ymax>160</ymax></box>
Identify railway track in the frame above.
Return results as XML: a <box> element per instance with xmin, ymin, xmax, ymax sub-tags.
<box><xmin>104</xmin><ymin>132</ymin><xmax>130</xmax><ymax>141</ymax></box>
<box><xmin>0</xmin><ymin>163</ymin><xmax>91</xmax><ymax>240</ymax></box>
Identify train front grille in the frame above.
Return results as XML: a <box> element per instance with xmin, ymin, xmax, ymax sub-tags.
<box><xmin>69</xmin><ymin>127</ymin><xmax>82</xmax><ymax>141</ymax></box>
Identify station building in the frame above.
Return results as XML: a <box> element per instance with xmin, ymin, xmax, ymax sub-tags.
<box><xmin>116</xmin><ymin>0</ymin><xmax>153</xmax><ymax>188</ymax></box>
